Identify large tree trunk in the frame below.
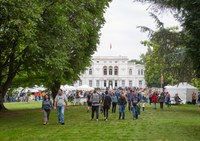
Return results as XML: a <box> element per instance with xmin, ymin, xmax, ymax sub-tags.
<box><xmin>0</xmin><ymin>91</ymin><xmax>7</xmax><ymax>110</ymax></box>
<box><xmin>51</xmin><ymin>80</ymin><xmax>61</xmax><ymax>104</ymax></box>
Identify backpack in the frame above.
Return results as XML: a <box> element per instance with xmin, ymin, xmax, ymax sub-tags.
<box><xmin>92</xmin><ymin>94</ymin><xmax>100</xmax><ymax>104</ymax></box>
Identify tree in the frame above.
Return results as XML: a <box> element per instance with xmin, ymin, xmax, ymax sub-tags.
<box><xmin>134</xmin><ymin>0</ymin><xmax>200</xmax><ymax>78</ymax></box>
<box><xmin>0</xmin><ymin>0</ymin><xmax>112</xmax><ymax>110</ymax></box>
<box><xmin>0</xmin><ymin>0</ymin><xmax>43</xmax><ymax>109</ymax></box>
<box><xmin>138</xmin><ymin>13</ymin><xmax>194</xmax><ymax>87</ymax></box>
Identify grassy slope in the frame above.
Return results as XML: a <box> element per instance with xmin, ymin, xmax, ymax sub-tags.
<box><xmin>0</xmin><ymin>102</ymin><xmax>200</xmax><ymax>141</ymax></box>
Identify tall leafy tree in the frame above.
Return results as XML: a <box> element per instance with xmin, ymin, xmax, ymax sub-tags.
<box><xmin>134</xmin><ymin>0</ymin><xmax>200</xmax><ymax>78</ymax></box>
<box><xmin>138</xmin><ymin>13</ymin><xmax>194</xmax><ymax>87</ymax></box>
<box><xmin>0</xmin><ymin>0</ymin><xmax>43</xmax><ymax>109</ymax></box>
<box><xmin>0</xmin><ymin>0</ymin><xmax>112</xmax><ymax>110</ymax></box>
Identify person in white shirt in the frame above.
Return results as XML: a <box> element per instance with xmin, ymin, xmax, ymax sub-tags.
<box><xmin>54</xmin><ymin>89</ymin><xmax>68</xmax><ymax>125</ymax></box>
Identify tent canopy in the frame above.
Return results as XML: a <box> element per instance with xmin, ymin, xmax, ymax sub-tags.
<box><xmin>76</xmin><ymin>85</ymin><xmax>94</xmax><ymax>91</ymax></box>
<box><xmin>60</xmin><ymin>84</ymin><xmax>76</xmax><ymax>91</ymax></box>
<box><xmin>165</xmin><ymin>82</ymin><xmax>198</xmax><ymax>104</ymax></box>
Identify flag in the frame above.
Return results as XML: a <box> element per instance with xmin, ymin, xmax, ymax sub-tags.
<box><xmin>110</xmin><ymin>43</ymin><xmax>112</xmax><ymax>49</ymax></box>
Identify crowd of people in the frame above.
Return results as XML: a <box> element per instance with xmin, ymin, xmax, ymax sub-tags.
<box><xmin>41</xmin><ymin>87</ymin><xmax>200</xmax><ymax>125</ymax></box>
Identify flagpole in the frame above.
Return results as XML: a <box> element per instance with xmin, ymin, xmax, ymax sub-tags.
<box><xmin>161</xmin><ymin>70</ymin><xmax>164</xmax><ymax>92</ymax></box>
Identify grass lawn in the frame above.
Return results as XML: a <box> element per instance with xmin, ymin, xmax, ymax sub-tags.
<box><xmin>0</xmin><ymin>102</ymin><xmax>200</xmax><ymax>141</ymax></box>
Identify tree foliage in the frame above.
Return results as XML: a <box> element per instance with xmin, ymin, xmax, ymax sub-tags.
<box><xmin>0</xmin><ymin>0</ymin><xmax>111</xmax><ymax>109</ymax></box>
<box><xmin>134</xmin><ymin>0</ymin><xmax>200</xmax><ymax>78</ymax></box>
<box><xmin>138</xmin><ymin>13</ymin><xmax>194</xmax><ymax>87</ymax></box>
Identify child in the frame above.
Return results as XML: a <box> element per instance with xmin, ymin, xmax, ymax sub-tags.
<box><xmin>142</xmin><ymin>100</ymin><xmax>145</xmax><ymax>111</ymax></box>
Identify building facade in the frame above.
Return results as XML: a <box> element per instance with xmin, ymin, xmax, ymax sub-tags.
<box><xmin>74</xmin><ymin>56</ymin><xmax>146</xmax><ymax>89</ymax></box>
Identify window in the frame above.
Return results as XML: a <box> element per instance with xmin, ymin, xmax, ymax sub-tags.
<box><xmin>109</xmin><ymin>66</ymin><xmax>113</xmax><ymax>75</ymax></box>
<box><xmin>109</xmin><ymin>61</ymin><xmax>112</xmax><ymax>63</ymax></box>
<box><xmin>122</xmin><ymin>80</ymin><xmax>125</xmax><ymax>87</ymax></box>
<box><xmin>129</xmin><ymin>69</ymin><xmax>132</xmax><ymax>75</ymax></box>
<box><xmin>79</xmin><ymin>80</ymin><xmax>82</xmax><ymax>86</ymax></box>
<box><xmin>104</xmin><ymin>80</ymin><xmax>107</xmax><ymax>87</ymax></box>
<box><xmin>138</xmin><ymin>69</ymin><xmax>140</xmax><ymax>75</ymax></box>
<box><xmin>115</xmin><ymin>61</ymin><xmax>118</xmax><ymax>63</ymax></box>
<box><xmin>141</xmin><ymin>69</ymin><xmax>144</xmax><ymax>75</ymax></box>
<box><xmin>115</xmin><ymin>80</ymin><xmax>118</xmax><ymax>87</ymax></box>
<box><xmin>96</xmin><ymin>80</ymin><xmax>99</xmax><ymax>88</ymax></box>
<box><xmin>97</xmin><ymin>61</ymin><xmax>99</xmax><ymax>63</ymax></box>
<box><xmin>139</xmin><ymin>80</ymin><xmax>142</xmax><ymax>88</ymax></box>
<box><xmin>114</xmin><ymin>66</ymin><xmax>118</xmax><ymax>75</ymax></box>
<box><xmin>89</xmin><ymin>68</ymin><xmax>92</xmax><ymax>75</ymax></box>
<box><xmin>89</xmin><ymin>80</ymin><xmax>92</xmax><ymax>87</ymax></box>
<box><xmin>103</xmin><ymin>66</ymin><xmax>107</xmax><ymax>75</ymax></box>
<box><xmin>129</xmin><ymin>80</ymin><xmax>132</xmax><ymax>87</ymax></box>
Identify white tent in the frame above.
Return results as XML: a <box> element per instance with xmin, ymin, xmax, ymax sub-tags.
<box><xmin>76</xmin><ymin>85</ymin><xmax>94</xmax><ymax>91</ymax></box>
<box><xmin>22</xmin><ymin>87</ymin><xmax>39</xmax><ymax>93</ymax></box>
<box><xmin>165</xmin><ymin>82</ymin><xmax>198</xmax><ymax>104</ymax></box>
<box><xmin>60</xmin><ymin>85</ymin><xmax>76</xmax><ymax>91</ymax></box>
<box><xmin>64</xmin><ymin>84</ymin><xmax>76</xmax><ymax>91</ymax></box>
<box><xmin>33</xmin><ymin>86</ymin><xmax>47</xmax><ymax>91</ymax></box>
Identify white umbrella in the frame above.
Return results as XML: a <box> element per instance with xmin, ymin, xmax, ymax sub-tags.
<box><xmin>76</xmin><ymin>85</ymin><xmax>94</xmax><ymax>91</ymax></box>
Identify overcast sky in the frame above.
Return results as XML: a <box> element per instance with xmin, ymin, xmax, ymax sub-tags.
<box><xmin>93</xmin><ymin>0</ymin><xmax>180</xmax><ymax>60</ymax></box>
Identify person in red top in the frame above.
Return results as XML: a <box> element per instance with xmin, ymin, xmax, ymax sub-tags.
<box><xmin>151</xmin><ymin>92</ymin><xmax>158</xmax><ymax>109</ymax></box>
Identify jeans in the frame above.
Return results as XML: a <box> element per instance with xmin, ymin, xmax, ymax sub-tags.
<box><xmin>112</xmin><ymin>102</ymin><xmax>117</xmax><ymax>113</ymax></box>
<box><xmin>152</xmin><ymin>103</ymin><xmax>156</xmax><ymax>109</ymax></box>
<box><xmin>132</xmin><ymin>106</ymin><xmax>138</xmax><ymax>119</ymax></box>
<box><xmin>119</xmin><ymin>105</ymin><xmax>125</xmax><ymax>119</ymax></box>
<box><xmin>56</xmin><ymin>106</ymin><xmax>65</xmax><ymax>123</ymax></box>
<box><xmin>91</xmin><ymin>106</ymin><xmax>99</xmax><ymax>120</ymax></box>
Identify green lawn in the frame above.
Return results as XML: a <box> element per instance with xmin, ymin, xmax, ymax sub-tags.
<box><xmin>0</xmin><ymin>102</ymin><xmax>200</xmax><ymax>141</ymax></box>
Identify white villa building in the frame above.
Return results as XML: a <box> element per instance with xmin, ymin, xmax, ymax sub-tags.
<box><xmin>74</xmin><ymin>56</ymin><xmax>146</xmax><ymax>89</ymax></box>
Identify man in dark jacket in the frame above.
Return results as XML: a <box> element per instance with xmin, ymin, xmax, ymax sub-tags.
<box><xmin>103</xmin><ymin>91</ymin><xmax>112</xmax><ymax>121</ymax></box>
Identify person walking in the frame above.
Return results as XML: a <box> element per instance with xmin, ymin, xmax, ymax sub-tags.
<box><xmin>127</xmin><ymin>90</ymin><xmax>133</xmax><ymax>112</ymax></box>
<box><xmin>118</xmin><ymin>91</ymin><xmax>127</xmax><ymax>120</ymax></box>
<box><xmin>111</xmin><ymin>91</ymin><xmax>118</xmax><ymax>113</ymax></box>
<box><xmin>142</xmin><ymin>100</ymin><xmax>145</xmax><ymax>111</ymax></box>
<box><xmin>90</xmin><ymin>90</ymin><xmax>100</xmax><ymax>121</ymax></box>
<box><xmin>131</xmin><ymin>92</ymin><xmax>140</xmax><ymax>120</ymax></box>
<box><xmin>151</xmin><ymin>92</ymin><xmax>158</xmax><ymax>109</ymax></box>
<box><xmin>102</xmin><ymin>92</ymin><xmax>112</xmax><ymax>121</ymax></box>
<box><xmin>86</xmin><ymin>91</ymin><xmax>92</xmax><ymax>112</ymax></box>
<box><xmin>165</xmin><ymin>92</ymin><xmax>171</xmax><ymax>107</ymax></box>
<box><xmin>42</xmin><ymin>94</ymin><xmax>53</xmax><ymax>125</ymax></box>
<box><xmin>54</xmin><ymin>89</ymin><xmax>68</xmax><ymax>125</ymax></box>
<box><xmin>158</xmin><ymin>92</ymin><xmax>165</xmax><ymax>109</ymax></box>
